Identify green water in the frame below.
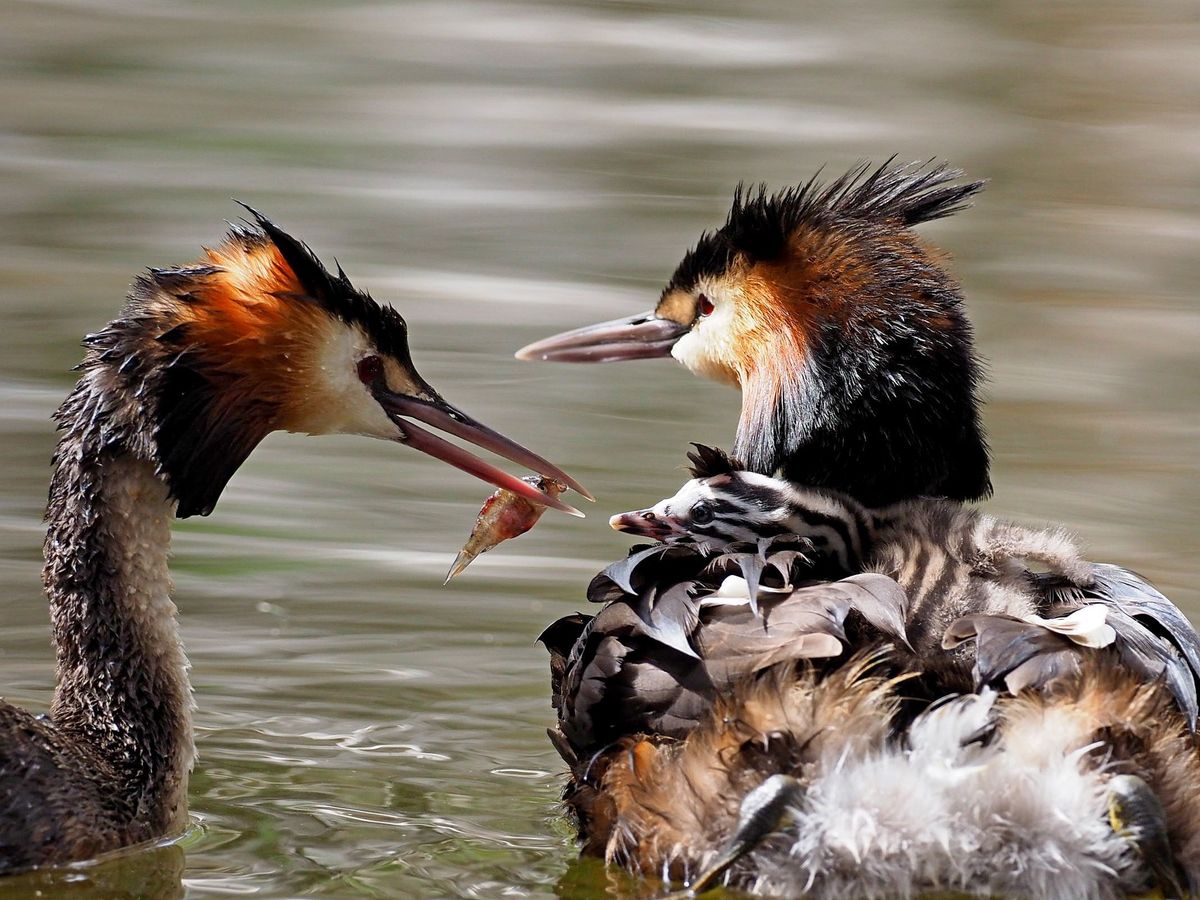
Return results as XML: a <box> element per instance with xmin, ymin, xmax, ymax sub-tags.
<box><xmin>1</xmin><ymin>0</ymin><xmax>1196</xmax><ymax>896</ymax></box>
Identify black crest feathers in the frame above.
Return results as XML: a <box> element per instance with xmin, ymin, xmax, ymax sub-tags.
<box><xmin>234</xmin><ymin>202</ymin><xmax>345</xmax><ymax>305</ymax></box>
<box><xmin>64</xmin><ymin>209</ymin><xmax>423</xmax><ymax>519</ymax></box>
<box><xmin>667</xmin><ymin>159</ymin><xmax>985</xmax><ymax>292</ymax></box>
<box><xmin>234</xmin><ymin>205</ymin><xmax>415</xmax><ymax>366</ymax></box>
<box><xmin>686</xmin><ymin>444</ymin><xmax>745</xmax><ymax>479</ymax></box>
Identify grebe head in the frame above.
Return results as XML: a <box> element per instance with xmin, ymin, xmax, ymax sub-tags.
<box><xmin>609</xmin><ymin>471</ymin><xmax>796</xmax><ymax>550</ymax></box>
<box><xmin>609</xmin><ymin>444</ymin><xmax>796</xmax><ymax>549</ymax></box>
<box><xmin>91</xmin><ymin>207</ymin><xmax>587</xmax><ymax>518</ymax></box>
<box><xmin>518</xmin><ymin>160</ymin><xmax>991</xmax><ymax>507</ymax></box>
<box><xmin>608</xmin><ymin>443</ymin><xmax>864</xmax><ymax>558</ymax></box>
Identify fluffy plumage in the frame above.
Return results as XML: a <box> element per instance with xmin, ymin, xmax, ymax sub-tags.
<box><xmin>555</xmin><ymin>651</ymin><xmax>1200</xmax><ymax>898</ymax></box>
<box><xmin>525</xmin><ymin>160</ymin><xmax>1199</xmax><ymax>896</ymax></box>
<box><xmin>547</xmin><ymin>454</ymin><xmax>1200</xmax><ymax>895</ymax></box>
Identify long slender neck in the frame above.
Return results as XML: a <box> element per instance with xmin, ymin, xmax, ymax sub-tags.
<box><xmin>43</xmin><ymin>367</ymin><xmax>192</xmax><ymax>835</ymax></box>
<box><xmin>732</xmin><ymin>275</ymin><xmax>991</xmax><ymax>509</ymax></box>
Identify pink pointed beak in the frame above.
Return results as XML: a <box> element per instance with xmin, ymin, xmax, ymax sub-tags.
<box><xmin>515</xmin><ymin>311</ymin><xmax>688</xmax><ymax>363</ymax></box>
<box><xmin>376</xmin><ymin>389</ymin><xmax>591</xmax><ymax>516</ymax></box>
<box><xmin>609</xmin><ymin>509</ymin><xmax>687</xmax><ymax>541</ymax></box>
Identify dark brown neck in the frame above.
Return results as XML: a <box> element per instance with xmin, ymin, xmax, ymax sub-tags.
<box><xmin>733</xmin><ymin>299</ymin><xmax>991</xmax><ymax>508</ymax></box>
<box><xmin>43</xmin><ymin>366</ymin><xmax>192</xmax><ymax>835</ymax></box>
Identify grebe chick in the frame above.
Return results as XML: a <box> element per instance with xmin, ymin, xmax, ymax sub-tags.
<box><xmin>0</xmin><ymin>210</ymin><xmax>587</xmax><ymax>874</ymax></box>
<box><xmin>610</xmin><ymin>445</ymin><xmax>1200</xmax><ymax>712</ymax></box>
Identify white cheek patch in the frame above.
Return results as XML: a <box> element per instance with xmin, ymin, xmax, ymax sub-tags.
<box><xmin>658</xmin><ymin>480</ymin><xmax>716</xmax><ymax>518</ymax></box>
<box><xmin>670</xmin><ymin>289</ymin><xmax>741</xmax><ymax>386</ymax></box>
<box><xmin>298</xmin><ymin>326</ymin><xmax>398</xmax><ymax>439</ymax></box>
<box><xmin>670</xmin><ymin>330</ymin><xmax>704</xmax><ymax>373</ymax></box>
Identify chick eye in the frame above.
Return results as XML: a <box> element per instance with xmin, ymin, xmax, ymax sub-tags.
<box><xmin>691</xmin><ymin>501</ymin><xmax>714</xmax><ymax>526</ymax></box>
<box><xmin>698</xmin><ymin>293</ymin><xmax>715</xmax><ymax>318</ymax></box>
<box><xmin>356</xmin><ymin>354</ymin><xmax>384</xmax><ymax>385</ymax></box>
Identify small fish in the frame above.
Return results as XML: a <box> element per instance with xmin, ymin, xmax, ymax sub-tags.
<box><xmin>445</xmin><ymin>476</ymin><xmax>566</xmax><ymax>583</ymax></box>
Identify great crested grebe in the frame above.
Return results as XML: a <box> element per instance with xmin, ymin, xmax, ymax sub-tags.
<box><xmin>0</xmin><ymin>210</ymin><xmax>587</xmax><ymax>875</ymax></box>
<box><xmin>517</xmin><ymin>160</ymin><xmax>989</xmax><ymax>509</ymax></box>
<box><xmin>521</xmin><ymin>162</ymin><xmax>1200</xmax><ymax>896</ymax></box>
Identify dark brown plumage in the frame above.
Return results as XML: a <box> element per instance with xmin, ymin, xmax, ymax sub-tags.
<box><xmin>544</xmin><ymin>552</ymin><xmax>908</xmax><ymax>751</ymax></box>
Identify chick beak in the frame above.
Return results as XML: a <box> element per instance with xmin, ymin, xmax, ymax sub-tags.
<box><xmin>514</xmin><ymin>311</ymin><xmax>688</xmax><ymax>363</ymax></box>
<box><xmin>609</xmin><ymin>509</ymin><xmax>681</xmax><ymax>541</ymax></box>
<box><xmin>375</xmin><ymin>389</ymin><xmax>591</xmax><ymax>515</ymax></box>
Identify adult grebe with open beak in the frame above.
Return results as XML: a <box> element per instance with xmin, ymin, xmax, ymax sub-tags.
<box><xmin>0</xmin><ymin>210</ymin><xmax>588</xmax><ymax>875</ymax></box>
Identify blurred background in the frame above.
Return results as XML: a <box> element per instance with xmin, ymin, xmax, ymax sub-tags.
<box><xmin>1</xmin><ymin>0</ymin><xmax>1197</xmax><ymax>896</ymax></box>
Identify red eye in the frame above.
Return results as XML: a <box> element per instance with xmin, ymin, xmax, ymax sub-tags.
<box><xmin>698</xmin><ymin>294</ymin><xmax>714</xmax><ymax>317</ymax></box>
<box><xmin>357</xmin><ymin>355</ymin><xmax>384</xmax><ymax>385</ymax></box>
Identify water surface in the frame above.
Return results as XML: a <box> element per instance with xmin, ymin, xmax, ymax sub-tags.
<box><xmin>1</xmin><ymin>0</ymin><xmax>1197</xmax><ymax>896</ymax></box>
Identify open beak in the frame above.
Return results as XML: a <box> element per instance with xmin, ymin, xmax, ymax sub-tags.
<box><xmin>515</xmin><ymin>311</ymin><xmax>688</xmax><ymax>363</ymax></box>
<box><xmin>609</xmin><ymin>509</ymin><xmax>685</xmax><ymax>541</ymax></box>
<box><xmin>376</xmin><ymin>390</ymin><xmax>591</xmax><ymax>516</ymax></box>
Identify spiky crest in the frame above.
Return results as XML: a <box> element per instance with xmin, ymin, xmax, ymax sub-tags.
<box><xmin>233</xmin><ymin>205</ymin><xmax>415</xmax><ymax>366</ymax></box>
<box><xmin>685</xmin><ymin>443</ymin><xmax>745</xmax><ymax>479</ymax></box>
<box><xmin>666</xmin><ymin>159</ymin><xmax>985</xmax><ymax>294</ymax></box>
<box><xmin>72</xmin><ymin>211</ymin><xmax>421</xmax><ymax>517</ymax></box>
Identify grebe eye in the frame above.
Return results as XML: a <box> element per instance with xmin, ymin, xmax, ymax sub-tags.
<box><xmin>698</xmin><ymin>294</ymin><xmax>714</xmax><ymax>318</ymax></box>
<box><xmin>691</xmin><ymin>501</ymin><xmax>714</xmax><ymax>526</ymax></box>
<box><xmin>357</xmin><ymin>355</ymin><xmax>384</xmax><ymax>385</ymax></box>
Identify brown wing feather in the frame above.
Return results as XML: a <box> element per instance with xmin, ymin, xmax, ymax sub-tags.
<box><xmin>549</xmin><ymin>534</ymin><xmax>910</xmax><ymax>753</ymax></box>
<box><xmin>946</xmin><ymin>603</ymin><xmax>1200</xmax><ymax>730</ymax></box>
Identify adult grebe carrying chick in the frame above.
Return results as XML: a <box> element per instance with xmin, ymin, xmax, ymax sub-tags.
<box><xmin>524</xmin><ymin>162</ymin><xmax>1200</xmax><ymax>897</ymax></box>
